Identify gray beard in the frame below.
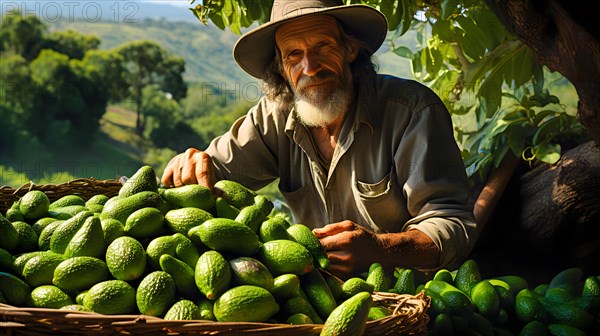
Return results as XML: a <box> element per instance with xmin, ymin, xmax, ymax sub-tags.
<box><xmin>294</xmin><ymin>86</ymin><xmax>352</xmax><ymax>127</ymax></box>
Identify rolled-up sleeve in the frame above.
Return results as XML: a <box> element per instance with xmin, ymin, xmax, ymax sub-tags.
<box><xmin>205</xmin><ymin>98</ymin><xmax>281</xmax><ymax>190</ymax></box>
<box><xmin>397</xmin><ymin>101</ymin><xmax>478</xmax><ymax>269</ymax></box>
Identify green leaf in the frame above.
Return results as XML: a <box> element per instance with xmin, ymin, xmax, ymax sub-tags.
<box><xmin>462</xmin><ymin>123</ymin><xmax>489</xmax><ymax>154</ymax></box>
<box><xmin>238</xmin><ymin>5</ymin><xmax>254</xmax><ymax>28</ymax></box>
<box><xmin>189</xmin><ymin>6</ymin><xmax>204</xmax><ymax>25</ymax></box>
<box><xmin>219</xmin><ymin>0</ymin><xmax>243</xmax><ymax>34</ymax></box>
<box><xmin>532</xmin><ymin>116</ymin><xmax>562</xmax><ymax>145</ymax></box>
<box><xmin>398</xmin><ymin>0</ymin><xmax>414</xmax><ymax>36</ymax></box>
<box><xmin>430</xmin><ymin>69</ymin><xmax>459</xmax><ymax>98</ymax></box>
<box><xmin>477</xmin><ymin>75</ymin><xmax>502</xmax><ymax>118</ymax></box>
<box><xmin>531</xmin><ymin>109</ymin><xmax>559</xmax><ymax>125</ymax></box>
<box><xmin>505</xmin><ymin>122</ymin><xmax>533</xmax><ymax>157</ymax></box>
<box><xmin>428</xmin><ymin>43</ymin><xmax>444</xmax><ymax>75</ymax></box>
<box><xmin>532</xmin><ymin>65</ymin><xmax>545</xmax><ymax>94</ymax></box>
<box><xmin>393</xmin><ymin>46</ymin><xmax>413</xmax><ymax>58</ymax></box>
<box><xmin>450</xmin><ymin>103</ymin><xmax>474</xmax><ymax>116</ymax></box>
<box><xmin>241</xmin><ymin>0</ymin><xmax>263</xmax><ymax>22</ymax></box>
<box><xmin>470</xmin><ymin>8</ymin><xmax>506</xmax><ymax>50</ymax></box>
<box><xmin>466</xmin><ymin>154</ymin><xmax>493</xmax><ymax>178</ymax></box>
<box><xmin>440</xmin><ymin>0</ymin><xmax>461</xmax><ymax>20</ymax></box>
<box><xmin>411</xmin><ymin>50</ymin><xmax>424</xmax><ymax>78</ymax></box>
<box><xmin>432</xmin><ymin>19</ymin><xmax>459</xmax><ymax>42</ymax></box>
<box><xmin>493</xmin><ymin>142</ymin><xmax>510</xmax><ymax>168</ymax></box>
<box><xmin>380</xmin><ymin>0</ymin><xmax>401</xmax><ymax>31</ymax></box>
<box><xmin>486</xmin><ymin>119</ymin><xmax>510</xmax><ymax>139</ymax></box>
<box><xmin>509</xmin><ymin>46</ymin><xmax>535</xmax><ymax>88</ymax></box>
<box><xmin>502</xmin><ymin>108</ymin><xmax>529</xmax><ymax>123</ymax></box>
<box><xmin>208</xmin><ymin>10</ymin><xmax>225</xmax><ymax>30</ymax></box>
<box><xmin>535</xmin><ymin>142</ymin><xmax>561</xmax><ymax>164</ymax></box>
<box><xmin>455</xmin><ymin>15</ymin><xmax>487</xmax><ymax>60</ymax></box>
<box><xmin>464</xmin><ymin>40</ymin><xmax>524</xmax><ymax>90</ymax></box>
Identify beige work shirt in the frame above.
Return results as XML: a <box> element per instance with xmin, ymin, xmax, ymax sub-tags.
<box><xmin>205</xmin><ymin>71</ymin><xmax>477</xmax><ymax>269</ymax></box>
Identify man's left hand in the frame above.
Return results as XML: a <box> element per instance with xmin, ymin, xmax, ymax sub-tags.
<box><xmin>312</xmin><ymin>220</ymin><xmax>381</xmax><ymax>278</ymax></box>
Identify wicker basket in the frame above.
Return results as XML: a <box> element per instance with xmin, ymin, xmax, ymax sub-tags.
<box><xmin>0</xmin><ymin>292</ymin><xmax>429</xmax><ymax>336</ymax></box>
<box><xmin>0</xmin><ymin>178</ymin><xmax>122</xmax><ymax>213</ymax></box>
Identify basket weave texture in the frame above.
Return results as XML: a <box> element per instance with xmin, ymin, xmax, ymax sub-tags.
<box><xmin>0</xmin><ymin>178</ymin><xmax>122</xmax><ymax>213</ymax></box>
<box><xmin>0</xmin><ymin>292</ymin><xmax>430</xmax><ymax>336</ymax></box>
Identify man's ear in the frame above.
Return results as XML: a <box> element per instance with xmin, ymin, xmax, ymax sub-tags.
<box><xmin>347</xmin><ymin>42</ymin><xmax>359</xmax><ymax>62</ymax></box>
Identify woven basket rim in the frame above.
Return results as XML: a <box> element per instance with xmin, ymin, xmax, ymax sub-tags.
<box><xmin>0</xmin><ymin>291</ymin><xmax>430</xmax><ymax>335</ymax></box>
<box><xmin>0</xmin><ymin>177</ymin><xmax>122</xmax><ymax>192</ymax></box>
<box><xmin>0</xmin><ymin>178</ymin><xmax>122</xmax><ymax>213</ymax></box>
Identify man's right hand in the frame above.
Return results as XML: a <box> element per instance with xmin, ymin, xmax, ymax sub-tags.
<box><xmin>161</xmin><ymin>148</ymin><xmax>213</xmax><ymax>189</ymax></box>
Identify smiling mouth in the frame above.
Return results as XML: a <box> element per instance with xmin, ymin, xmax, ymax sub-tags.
<box><xmin>299</xmin><ymin>78</ymin><xmax>335</xmax><ymax>91</ymax></box>
<box><xmin>305</xmin><ymin>80</ymin><xmax>332</xmax><ymax>88</ymax></box>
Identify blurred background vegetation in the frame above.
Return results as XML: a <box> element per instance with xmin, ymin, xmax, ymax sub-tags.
<box><xmin>0</xmin><ymin>1</ymin><xmax>413</xmax><ymax>201</ymax></box>
<box><xmin>0</xmin><ymin>1</ymin><xmax>584</xmax><ymax>202</ymax></box>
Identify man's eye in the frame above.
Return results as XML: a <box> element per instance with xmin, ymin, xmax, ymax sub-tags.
<box><xmin>317</xmin><ymin>41</ymin><xmax>330</xmax><ymax>48</ymax></box>
<box><xmin>287</xmin><ymin>50</ymin><xmax>301</xmax><ymax>57</ymax></box>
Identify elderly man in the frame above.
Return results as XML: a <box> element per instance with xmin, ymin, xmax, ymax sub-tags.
<box><xmin>162</xmin><ymin>0</ymin><xmax>477</xmax><ymax>278</ymax></box>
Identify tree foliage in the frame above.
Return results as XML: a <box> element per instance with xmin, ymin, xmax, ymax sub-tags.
<box><xmin>0</xmin><ymin>11</ymin><xmax>46</xmax><ymax>60</ymax></box>
<box><xmin>0</xmin><ymin>10</ymin><xmax>191</xmax><ymax>154</ymax></box>
<box><xmin>42</xmin><ymin>29</ymin><xmax>101</xmax><ymax>60</ymax></box>
<box><xmin>191</xmin><ymin>0</ymin><xmax>588</xmax><ymax>184</ymax></box>
<box><xmin>27</xmin><ymin>49</ymin><xmax>109</xmax><ymax>144</ymax></box>
<box><xmin>1</xmin><ymin>11</ymin><xmax>116</xmax><ymax>150</ymax></box>
<box><xmin>115</xmin><ymin>40</ymin><xmax>188</xmax><ymax>135</ymax></box>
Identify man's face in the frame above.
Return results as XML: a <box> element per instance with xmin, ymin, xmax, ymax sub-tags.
<box><xmin>275</xmin><ymin>15</ymin><xmax>356</xmax><ymax>127</ymax></box>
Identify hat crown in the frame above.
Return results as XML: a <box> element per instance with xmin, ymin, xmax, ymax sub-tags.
<box><xmin>270</xmin><ymin>0</ymin><xmax>344</xmax><ymax>22</ymax></box>
<box><xmin>233</xmin><ymin>0</ymin><xmax>387</xmax><ymax>79</ymax></box>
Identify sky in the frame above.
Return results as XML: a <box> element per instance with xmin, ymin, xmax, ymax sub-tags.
<box><xmin>0</xmin><ymin>0</ymin><xmax>196</xmax><ymax>22</ymax></box>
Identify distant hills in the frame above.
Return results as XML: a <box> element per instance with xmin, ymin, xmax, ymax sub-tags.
<box><xmin>25</xmin><ymin>1</ymin><xmax>413</xmax><ymax>86</ymax></box>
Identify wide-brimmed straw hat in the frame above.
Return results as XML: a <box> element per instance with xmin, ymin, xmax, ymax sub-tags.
<box><xmin>233</xmin><ymin>0</ymin><xmax>388</xmax><ymax>79</ymax></box>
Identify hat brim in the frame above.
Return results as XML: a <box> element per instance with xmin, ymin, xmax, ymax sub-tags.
<box><xmin>233</xmin><ymin>4</ymin><xmax>388</xmax><ymax>79</ymax></box>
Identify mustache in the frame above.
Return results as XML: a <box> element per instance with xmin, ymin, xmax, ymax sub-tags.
<box><xmin>296</xmin><ymin>71</ymin><xmax>339</xmax><ymax>92</ymax></box>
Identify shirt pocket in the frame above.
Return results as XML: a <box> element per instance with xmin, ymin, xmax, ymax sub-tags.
<box><xmin>278</xmin><ymin>184</ymin><xmax>322</xmax><ymax>227</ymax></box>
<box><xmin>352</xmin><ymin>169</ymin><xmax>409</xmax><ymax>232</ymax></box>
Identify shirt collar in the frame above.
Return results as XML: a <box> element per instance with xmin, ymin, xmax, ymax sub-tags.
<box><xmin>284</xmin><ymin>103</ymin><xmax>298</xmax><ymax>141</ymax></box>
<box><xmin>354</xmin><ymin>69</ymin><xmax>377</xmax><ymax>135</ymax></box>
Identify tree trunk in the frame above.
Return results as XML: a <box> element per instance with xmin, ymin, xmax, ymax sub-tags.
<box><xmin>135</xmin><ymin>85</ymin><xmax>143</xmax><ymax>136</ymax></box>
<box><xmin>520</xmin><ymin>141</ymin><xmax>600</xmax><ymax>254</ymax></box>
<box><xmin>470</xmin><ymin>141</ymin><xmax>600</xmax><ymax>283</ymax></box>
<box><xmin>485</xmin><ymin>0</ymin><xmax>600</xmax><ymax>149</ymax></box>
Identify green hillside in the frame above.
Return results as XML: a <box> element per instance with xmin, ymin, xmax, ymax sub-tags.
<box><xmin>48</xmin><ymin>17</ymin><xmax>414</xmax><ymax>86</ymax></box>
<box><xmin>50</xmin><ymin>18</ymin><xmax>258</xmax><ymax>86</ymax></box>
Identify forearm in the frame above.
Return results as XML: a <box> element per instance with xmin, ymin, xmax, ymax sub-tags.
<box><xmin>376</xmin><ymin>229</ymin><xmax>440</xmax><ymax>271</ymax></box>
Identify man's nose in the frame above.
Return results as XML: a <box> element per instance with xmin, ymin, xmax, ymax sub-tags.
<box><xmin>301</xmin><ymin>50</ymin><xmax>322</xmax><ymax>77</ymax></box>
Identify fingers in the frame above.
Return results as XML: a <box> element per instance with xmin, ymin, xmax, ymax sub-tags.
<box><xmin>326</xmin><ymin>250</ymin><xmax>355</xmax><ymax>278</ymax></box>
<box><xmin>160</xmin><ymin>148</ymin><xmax>213</xmax><ymax>188</ymax></box>
<box><xmin>319</xmin><ymin>231</ymin><xmax>352</xmax><ymax>251</ymax></box>
<box><xmin>180</xmin><ymin>148</ymin><xmax>201</xmax><ymax>185</ymax></box>
<box><xmin>312</xmin><ymin>221</ymin><xmax>355</xmax><ymax>238</ymax></box>
<box><xmin>161</xmin><ymin>154</ymin><xmax>183</xmax><ymax>187</ymax></box>
<box><xmin>195</xmin><ymin>151</ymin><xmax>213</xmax><ymax>189</ymax></box>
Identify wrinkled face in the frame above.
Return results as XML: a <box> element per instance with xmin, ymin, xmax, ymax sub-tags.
<box><xmin>275</xmin><ymin>15</ymin><xmax>357</xmax><ymax>127</ymax></box>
